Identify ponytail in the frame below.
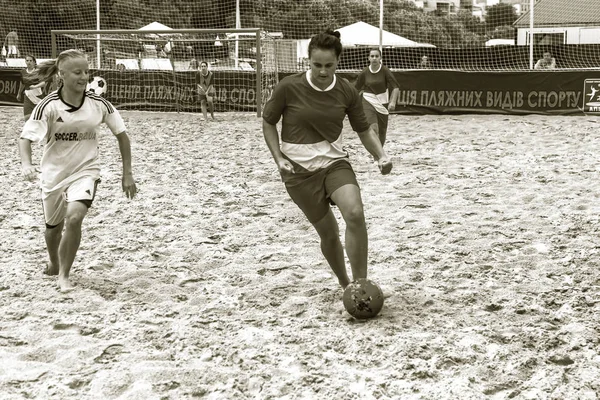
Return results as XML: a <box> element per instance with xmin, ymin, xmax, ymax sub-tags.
<box><xmin>28</xmin><ymin>49</ymin><xmax>87</xmax><ymax>83</ymax></box>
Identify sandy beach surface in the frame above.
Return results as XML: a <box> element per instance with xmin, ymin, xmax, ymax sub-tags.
<box><xmin>1</xmin><ymin>107</ymin><xmax>599</xmax><ymax>399</ymax></box>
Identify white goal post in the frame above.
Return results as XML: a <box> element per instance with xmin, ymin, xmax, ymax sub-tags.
<box><xmin>50</xmin><ymin>28</ymin><xmax>279</xmax><ymax>116</ymax></box>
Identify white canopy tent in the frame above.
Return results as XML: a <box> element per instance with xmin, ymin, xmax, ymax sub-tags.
<box><xmin>336</xmin><ymin>21</ymin><xmax>434</xmax><ymax>48</ymax></box>
<box><xmin>137</xmin><ymin>21</ymin><xmax>176</xmax><ymax>70</ymax></box>
<box><xmin>139</xmin><ymin>21</ymin><xmax>174</xmax><ymax>35</ymax></box>
<box><xmin>296</xmin><ymin>21</ymin><xmax>433</xmax><ymax>62</ymax></box>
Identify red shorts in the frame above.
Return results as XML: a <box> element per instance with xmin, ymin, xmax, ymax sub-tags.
<box><xmin>284</xmin><ymin>159</ymin><xmax>359</xmax><ymax>223</ymax></box>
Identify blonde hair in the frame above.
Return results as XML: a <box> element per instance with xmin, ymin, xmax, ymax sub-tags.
<box><xmin>31</xmin><ymin>49</ymin><xmax>87</xmax><ymax>82</ymax></box>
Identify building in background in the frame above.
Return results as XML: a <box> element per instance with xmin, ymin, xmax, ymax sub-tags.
<box><xmin>514</xmin><ymin>0</ymin><xmax>600</xmax><ymax>45</ymax></box>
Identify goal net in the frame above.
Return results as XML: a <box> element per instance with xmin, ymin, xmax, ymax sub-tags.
<box><xmin>50</xmin><ymin>28</ymin><xmax>278</xmax><ymax>115</ymax></box>
<box><xmin>2</xmin><ymin>0</ymin><xmax>600</xmax><ymax>108</ymax></box>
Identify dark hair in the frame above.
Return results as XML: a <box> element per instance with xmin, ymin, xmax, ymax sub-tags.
<box><xmin>308</xmin><ymin>29</ymin><xmax>342</xmax><ymax>58</ymax></box>
<box><xmin>25</xmin><ymin>54</ymin><xmax>37</xmax><ymax>66</ymax></box>
<box><xmin>369</xmin><ymin>48</ymin><xmax>381</xmax><ymax>57</ymax></box>
<box><xmin>200</xmin><ymin>61</ymin><xmax>209</xmax><ymax>67</ymax></box>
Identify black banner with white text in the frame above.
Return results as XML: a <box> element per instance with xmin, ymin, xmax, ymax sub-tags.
<box><xmin>3</xmin><ymin>69</ymin><xmax>600</xmax><ymax>115</ymax></box>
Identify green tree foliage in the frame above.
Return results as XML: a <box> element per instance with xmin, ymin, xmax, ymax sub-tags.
<box><xmin>485</xmin><ymin>3</ymin><xmax>518</xmax><ymax>31</ymax></box>
<box><xmin>0</xmin><ymin>0</ymin><xmax>501</xmax><ymax>57</ymax></box>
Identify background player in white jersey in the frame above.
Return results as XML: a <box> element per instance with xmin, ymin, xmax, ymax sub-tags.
<box><xmin>18</xmin><ymin>49</ymin><xmax>137</xmax><ymax>293</ymax></box>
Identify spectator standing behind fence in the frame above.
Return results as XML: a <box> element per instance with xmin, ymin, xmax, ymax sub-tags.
<box><xmin>535</xmin><ymin>52</ymin><xmax>556</xmax><ymax>70</ymax></box>
<box><xmin>3</xmin><ymin>29</ymin><xmax>19</xmax><ymax>58</ymax></box>
<box><xmin>417</xmin><ymin>55</ymin><xmax>431</xmax><ymax>69</ymax></box>
<box><xmin>17</xmin><ymin>55</ymin><xmax>47</xmax><ymax>121</ymax></box>
<box><xmin>189</xmin><ymin>58</ymin><xmax>199</xmax><ymax>70</ymax></box>
<box><xmin>354</xmin><ymin>48</ymin><xmax>399</xmax><ymax>147</ymax></box>
<box><xmin>196</xmin><ymin>61</ymin><xmax>216</xmax><ymax>120</ymax></box>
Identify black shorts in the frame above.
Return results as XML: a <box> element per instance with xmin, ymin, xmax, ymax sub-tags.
<box><xmin>284</xmin><ymin>159</ymin><xmax>359</xmax><ymax>223</ymax></box>
<box><xmin>362</xmin><ymin>99</ymin><xmax>389</xmax><ymax>135</ymax></box>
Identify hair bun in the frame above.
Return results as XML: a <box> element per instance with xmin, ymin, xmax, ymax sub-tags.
<box><xmin>325</xmin><ymin>29</ymin><xmax>341</xmax><ymax>39</ymax></box>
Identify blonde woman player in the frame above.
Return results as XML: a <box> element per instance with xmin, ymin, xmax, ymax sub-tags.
<box><xmin>19</xmin><ymin>49</ymin><xmax>137</xmax><ymax>292</ymax></box>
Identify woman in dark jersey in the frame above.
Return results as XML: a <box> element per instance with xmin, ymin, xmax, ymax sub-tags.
<box><xmin>262</xmin><ymin>30</ymin><xmax>392</xmax><ymax>289</ymax></box>
<box><xmin>355</xmin><ymin>48</ymin><xmax>400</xmax><ymax>146</ymax></box>
<box><xmin>17</xmin><ymin>54</ymin><xmax>47</xmax><ymax>120</ymax></box>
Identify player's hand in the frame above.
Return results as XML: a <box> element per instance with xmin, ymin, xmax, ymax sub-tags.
<box><xmin>122</xmin><ymin>173</ymin><xmax>137</xmax><ymax>199</ymax></box>
<box><xmin>378</xmin><ymin>156</ymin><xmax>392</xmax><ymax>175</ymax></box>
<box><xmin>277</xmin><ymin>159</ymin><xmax>294</xmax><ymax>176</ymax></box>
<box><xmin>22</xmin><ymin>165</ymin><xmax>40</xmax><ymax>181</ymax></box>
<box><xmin>387</xmin><ymin>102</ymin><xmax>395</xmax><ymax>112</ymax></box>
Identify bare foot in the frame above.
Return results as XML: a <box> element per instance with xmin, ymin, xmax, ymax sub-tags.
<box><xmin>44</xmin><ymin>263</ymin><xmax>59</xmax><ymax>276</ymax></box>
<box><xmin>58</xmin><ymin>275</ymin><xmax>75</xmax><ymax>293</ymax></box>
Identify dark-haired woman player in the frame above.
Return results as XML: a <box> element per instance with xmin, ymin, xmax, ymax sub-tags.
<box><xmin>262</xmin><ymin>30</ymin><xmax>392</xmax><ymax>289</ymax></box>
<box><xmin>355</xmin><ymin>48</ymin><xmax>399</xmax><ymax>147</ymax></box>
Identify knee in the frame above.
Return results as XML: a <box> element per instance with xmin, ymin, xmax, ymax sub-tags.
<box><xmin>64</xmin><ymin>211</ymin><xmax>86</xmax><ymax>229</ymax></box>
<box><xmin>344</xmin><ymin>205</ymin><xmax>365</xmax><ymax>227</ymax></box>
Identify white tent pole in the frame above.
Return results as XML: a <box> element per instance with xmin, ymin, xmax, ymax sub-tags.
<box><xmin>379</xmin><ymin>0</ymin><xmax>383</xmax><ymax>54</ymax></box>
<box><xmin>235</xmin><ymin>0</ymin><xmax>240</xmax><ymax>69</ymax></box>
<box><xmin>529</xmin><ymin>0</ymin><xmax>534</xmax><ymax>69</ymax></box>
<box><xmin>96</xmin><ymin>0</ymin><xmax>101</xmax><ymax>68</ymax></box>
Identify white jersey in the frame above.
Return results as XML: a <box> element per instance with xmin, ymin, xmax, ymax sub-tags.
<box><xmin>21</xmin><ymin>89</ymin><xmax>126</xmax><ymax>192</ymax></box>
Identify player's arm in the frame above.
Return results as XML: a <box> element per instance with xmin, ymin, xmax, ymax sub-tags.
<box><xmin>18</xmin><ymin>138</ymin><xmax>39</xmax><ymax>181</ymax></box>
<box><xmin>384</xmin><ymin>67</ymin><xmax>399</xmax><ymax>110</ymax></box>
<box><xmin>262</xmin><ymin>120</ymin><xmax>294</xmax><ymax>174</ymax></box>
<box><xmin>357</xmin><ymin>127</ymin><xmax>392</xmax><ymax>175</ymax></box>
<box><xmin>115</xmin><ymin>131</ymin><xmax>137</xmax><ymax>199</ymax></box>
<box><xmin>354</xmin><ymin>69</ymin><xmax>365</xmax><ymax>91</ymax></box>
<box><xmin>16</xmin><ymin>81</ymin><xmax>24</xmax><ymax>101</ymax></box>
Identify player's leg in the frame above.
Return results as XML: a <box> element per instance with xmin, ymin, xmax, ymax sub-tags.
<box><xmin>57</xmin><ymin>177</ymin><xmax>98</xmax><ymax>292</ymax></box>
<box><xmin>311</xmin><ymin>210</ymin><xmax>350</xmax><ymax>288</ymax></box>
<box><xmin>329</xmin><ymin>184</ymin><xmax>367</xmax><ymax>282</ymax></box>
<box><xmin>377</xmin><ymin>113</ymin><xmax>389</xmax><ymax>147</ymax></box>
<box><xmin>23</xmin><ymin>97</ymin><xmax>35</xmax><ymax>121</ymax></box>
<box><xmin>44</xmin><ymin>222</ymin><xmax>63</xmax><ymax>275</ymax></box>
<box><xmin>200</xmin><ymin>98</ymin><xmax>208</xmax><ymax>120</ymax></box>
<box><xmin>285</xmin><ymin>170</ymin><xmax>350</xmax><ymax>288</ymax></box>
<box><xmin>362</xmin><ymin>99</ymin><xmax>381</xmax><ymax>149</ymax></box>
<box><xmin>58</xmin><ymin>201</ymin><xmax>88</xmax><ymax>292</ymax></box>
<box><xmin>42</xmin><ymin>189</ymin><xmax>67</xmax><ymax>275</ymax></box>
<box><xmin>326</xmin><ymin>162</ymin><xmax>368</xmax><ymax>282</ymax></box>
<box><xmin>207</xmin><ymin>95</ymin><xmax>215</xmax><ymax>119</ymax></box>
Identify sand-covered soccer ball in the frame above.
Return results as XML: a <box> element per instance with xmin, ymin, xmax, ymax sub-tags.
<box><xmin>87</xmin><ymin>76</ymin><xmax>107</xmax><ymax>96</ymax></box>
<box><xmin>343</xmin><ymin>278</ymin><xmax>384</xmax><ymax>319</ymax></box>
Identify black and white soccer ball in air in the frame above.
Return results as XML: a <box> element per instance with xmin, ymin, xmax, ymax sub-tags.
<box><xmin>87</xmin><ymin>76</ymin><xmax>107</xmax><ymax>96</ymax></box>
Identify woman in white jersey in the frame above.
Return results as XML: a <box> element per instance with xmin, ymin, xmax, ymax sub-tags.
<box><xmin>355</xmin><ymin>48</ymin><xmax>399</xmax><ymax>147</ymax></box>
<box><xmin>19</xmin><ymin>49</ymin><xmax>137</xmax><ymax>293</ymax></box>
